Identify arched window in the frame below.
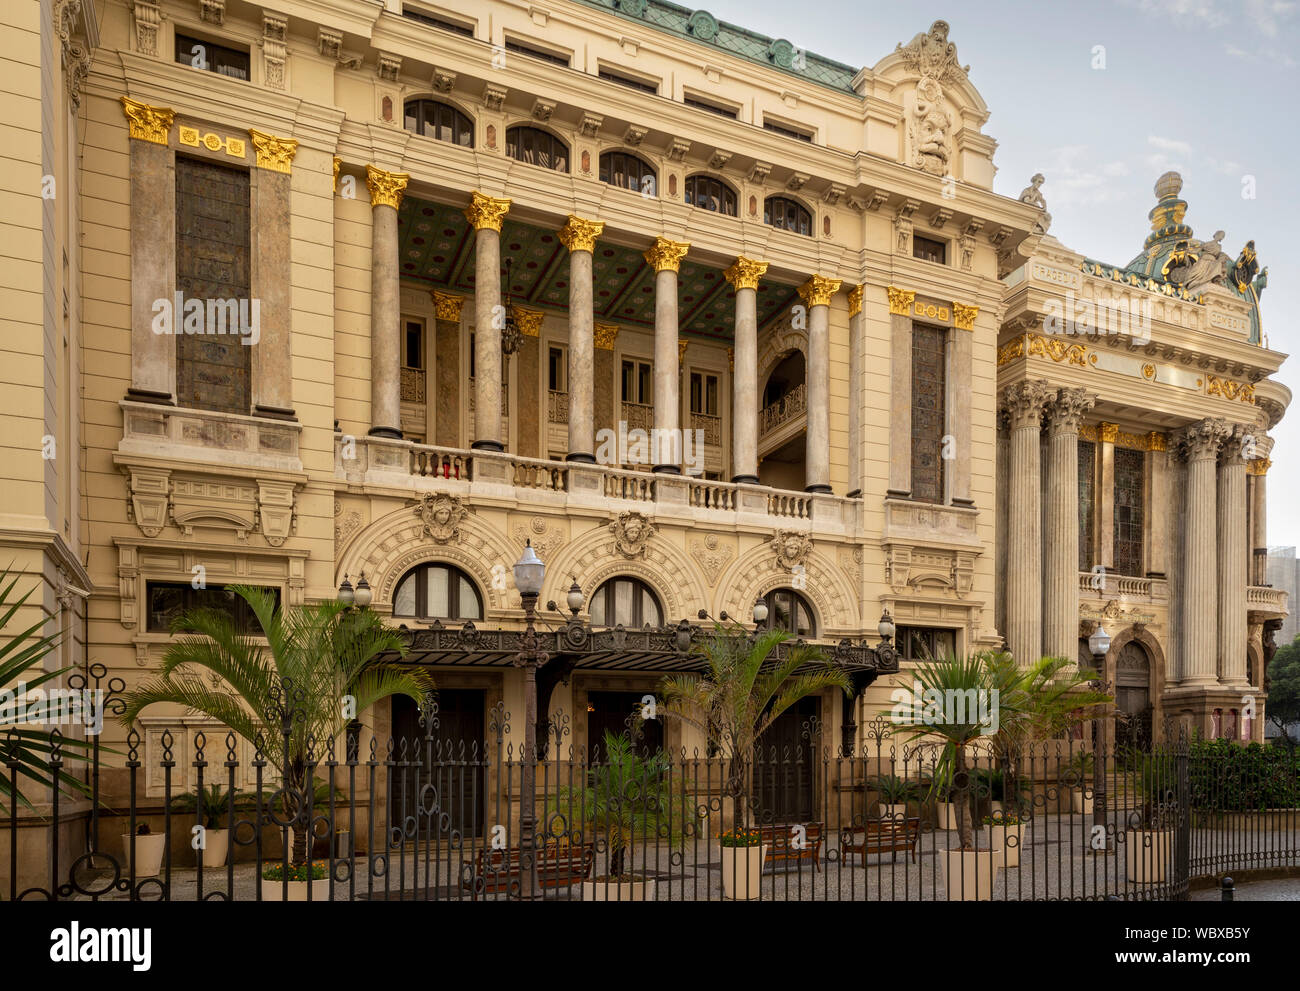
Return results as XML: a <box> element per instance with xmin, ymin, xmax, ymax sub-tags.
<box><xmin>684</xmin><ymin>174</ymin><xmax>736</xmax><ymax>216</ymax></box>
<box><xmin>505</xmin><ymin>125</ymin><xmax>568</xmax><ymax>172</ymax></box>
<box><xmin>764</xmin><ymin>196</ymin><xmax>812</xmax><ymax>236</ymax></box>
<box><xmin>589</xmin><ymin>577</ymin><xmax>663</xmax><ymax>628</ymax></box>
<box><xmin>403</xmin><ymin>99</ymin><xmax>474</xmax><ymax>147</ymax></box>
<box><xmin>761</xmin><ymin>588</ymin><xmax>816</xmax><ymax>637</ymax></box>
<box><xmin>392</xmin><ymin>563</ymin><xmax>484</xmax><ymax>621</ymax></box>
<box><xmin>599</xmin><ymin>151</ymin><xmax>656</xmax><ymax>194</ymax></box>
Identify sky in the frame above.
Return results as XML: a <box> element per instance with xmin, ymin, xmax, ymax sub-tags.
<box><xmin>697</xmin><ymin>0</ymin><xmax>1299</xmax><ymax>545</ymax></box>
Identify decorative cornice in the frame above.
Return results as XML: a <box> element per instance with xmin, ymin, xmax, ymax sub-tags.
<box><xmin>513</xmin><ymin>306</ymin><xmax>544</xmax><ymax>337</ymax></box>
<box><xmin>797</xmin><ymin>274</ymin><xmax>842</xmax><ymax>308</ymax></box>
<box><xmin>644</xmin><ymin>236</ymin><xmax>690</xmax><ymax>272</ymax></box>
<box><xmin>996</xmin><ymin>332</ymin><xmax>1093</xmax><ymax>368</ymax></box>
<box><xmin>120</xmin><ymin>96</ymin><xmax>174</xmax><ymax>144</ymax></box>
<box><xmin>365</xmin><ymin>164</ymin><xmax>409</xmax><ymax>209</ymax></box>
<box><xmin>847</xmin><ymin>284</ymin><xmax>864</xmax><ymax>317</ymax></box>
<box><xmin>465</xmin><ymin>191</ymin><xmax>511</xmax><ymax>231</ymax></box>
<box><xmin>952</xmin><ymin>301</ymin><xmax>979</xmax><ymax>331</ymax></box>
<box><xmin>723</xmin><ymin>256</ymin><xmax>769</xmax><ymax>292</ymax></box>
<box><xmin>886</xmin><ymin>286</ymin><xmax>915</xmax><ymax>316</ymax></box>
<box><xmin>247</xmin><ymin>128</ymin><xmax>298</xmax><ymax>174</ymax></box>
<box><xmin>432</xmin><ymin>291</ymin><xmax>465</xmax><ymax>322</ymax></box>
<box><xmin>1205</xmin><ymin>373</ymin><xmax>1256</xmax><ymax>405</ymax></box>
<box><xmin>594</xmin><ymin>323</ymin><xmax>619</xmax><ymax>349</ymax></box>
<box><xmin>558</xmin><ymin>215</ymin><xmax>605</xmax><ymax>253</ymax></box>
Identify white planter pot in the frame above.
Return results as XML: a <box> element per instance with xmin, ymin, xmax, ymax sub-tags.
<box><xmin>936</xmin><ymin>802</ymin><xmax>961</xmax><ymax>830</ymax></box>
<box><xmin>1125</xmin><ymin>829</ymin><xmax>1173</xmax><ymax>884</ymax></box>
<box><xmin>1071</xmin><ymin>788</ymin><xmax>1093</xmax><ymax>815</ymax></box>
<box><xmin>879</xmin><ymin>803</ymin><xmax>909</xmax><ymax>822</ymax></box>
<box><xmin>940</xmin><ymin>849</ymin><xmax>998</xmax><ymax>901</ymax></box>
<box><xmin>721</xmin><ymin>845</ymin><xmax>767</xmax><ymax>900</ymax></box>
<box><xmin>199</xmin><ymin>828</ymin><xmax>229</xmax><ymax>869</ymax></box>
<box><xmin>987</xmin><ymin>822</ymin><xmax>1026</xmax><ymax>867</ymax></box>
<box><xmin>121</xmin><ymin>833</ymin><xmax>167</xmax><ymax>877</ymax></box>
<box><xmin>582</xmin><ymin>878</ymin><xmax>656</xmax><ymax>901</ymax></box>
<box><xmin>259</xmin><ymin>877</ymin><xmax>331</xmax><ymax>902</ymax></box>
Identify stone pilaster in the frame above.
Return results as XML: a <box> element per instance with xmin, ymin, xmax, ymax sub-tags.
<box><xmin>1097</xmin><ymin>422</ymin><xmax>1117</xmax><ymax>570</ymax></box>
<box><xmin>797</xmin><ymin>274</ymin><xmax>842</xmax><ymax>493</ymax></box>
<box><xmin>594</xmin><ymin>323</ymin><xmax>618</xmax><ymax>441</ymax></box>
<box><xmin>365</xmin><ymin>165</ymin><xmax>409</xmax><ymax>438</ymax></box>
<box><xmin>1176</xmin><ymin>417</ymin><xmax>1231</xmax><ymax>686</ymax></box>
<box><xmin>946</xmin><ymin>304</ymin><xmax>976</xmax><ymax>504</ymax></box>
<box><xmin>432</xmin><ymin>291</ymin><xmax>464</xmax><ymax>447</ymax></box>
<box><xmin>558</xmin><ymin>215</ymin><xmax>604</xmax><ymax>463</ymax></box>
<box><xmin>1043</xmin><ymin>388</ymin><xmax>1095</xmax><ymax>661</ymax></box>
<box><xmin>725</xmin><ymin>256</ymin><xmax>769</xmax><ymax>484</ymax></box>
<box><xmin>644</xmin><ymin>237</ymin><xmax>689</xmax><ymax>473</ymax></box>
<box><xmin>248</xmin><ymin>129</ymin><xmax>298</xmax><ymax>418</ymax></box>
<box><xmin>1249</xmin><ymin>442</ymin><xmax>1272</xmax><ymax>585</ymax></box>
<box><xmin>846</xmin><ymin>285</ymin><xmax>864</xmax><ymax>497</ymax></box>
<box><xmin>466</xmin><ymin>192</ymin><xmax>511</xmax><ymax>451</ymax></box>
<box><xmin>1002</xmin><ymin>380</ymin><xmax>1052</xmax><ymax>665</ymax></box>
<box><xmin>1145</xmin><ymin>433</ymin><xmax>1170</xmax><ymax>577</ymax></box>
<box><xmin>1218</xmin><ymin>424</ymin><xmax>1249</xmax><ymax>686</ymax></box>
<box><xmin>887</xmin><ymin>287</ymin><xmax>916</xmax><ymax>496</ymax></box>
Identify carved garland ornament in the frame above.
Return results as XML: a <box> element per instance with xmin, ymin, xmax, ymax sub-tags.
<box><xmin>690</xmin><ymin>534</ymin><xmax>734</xmax><ymax>587</ymax></box>
<box><xmin>413</xmin><ymin>493</ymin><xmax>469</xmax><ymax>543</ymax></box>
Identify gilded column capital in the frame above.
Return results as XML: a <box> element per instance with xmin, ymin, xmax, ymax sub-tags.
<box><xmin>332</xmin><ymin>157</ymin><xmax>341</xmax><ymax>193</ymax></box>
<box><xmin>1219</xmin><ymin>423</ymin><xmax>1254</xmax><ymax>466</ymax></box>
<box><xmin>513</xmin><ymin>306</ymin><xmax>544</xmax><ymax>337</ymax></box>
<box><xmin>1247</xmin><ymin>456</ymin><xmax>1272</xmax><ymax>476</ymax></box>
<box><xmin>247</xmin><ymin>128</ymin><xmax>298</xmax><ymax>174</ymax></box>
<box><xmin>644</xmin><ymin>236</ymin><xmax>690</xmax><ymax>272</ymax></box>
<box><xmin>724</xmin><ymin>256</ymin><xmax>769</xmax><ymax>291</ymax></box>
<box><xmin>432</xmin><ymin>291</ymin><xmax>465</xmax><ymax>321</ymax></box>
<box><xmin>1045</xmin><ymin>387</ymin><xmax>1095</xmax><ymax>436</ymax></box>
<box><xmin>558</xmin><ymin>215</ymin><xmax>605</xmax><ymax>253</ymax></box>
<box><xmin>1173</xmin><ymin>417</ymin><xmax>1231</xmax><ymax>462</ymax></box>
<box><xmin>120</xmin><ymin>96</ymin><xmax>174</xmax><ymax>144</ymax></box>
<box><xmin>1146</xmin><ymin>431</ymin><xmax>1168</xmax><ymax>452</ymax></box>
<box><xmin>847</xmin><ymin>284</ymin><xmax>864</xmax><ymax>317</ymax></box>
<box><xmin>678</xmin><ymin>339</ymin><xmax>689</xmax><ymax>362</ymax></box>
<box><xmin>952</xmin><ymin>301</ymin><xmax>980</xmax><ymax>331</ymax></box>
<box><xmin>594</xmin><ymin>323</ymin><xmax>619</xmax><ymax>349</ymax></box>
<box><xmin>886</xmin><ymin>285</ymin><xmax>915</xmax><ymax>316</ymax></box>
<box><xmin>1000</xmin><ymin>380</ymin><xmax>1052</xmax><ymax>431</ymax></box>
<box><xmin>366</xmin><ymin>164</ymin><xmax>409</xmax><ymax>209</ymax></box>
<box><xmin>465</xmin><ymin>191</ymin><xmax>511</xmax><ymax>230</ymax></box>
<box><xmin>797</xmin><ymin>274</ymin><xmax>843</xmax><ymax>308</ymax></box>
<box><xmin>1098</xmin><ymin>421</ymin><xmax>1119</xmax><ymax>444</ymax></box>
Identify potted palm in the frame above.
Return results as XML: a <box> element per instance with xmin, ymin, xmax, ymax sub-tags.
<box><xmin>170</xmin><ymin>783</ymin><xmax>260</xmax><ymax>868</ymax></box>
<box><xmin>719</xmin><ymin>826</ymin><xmax>766</xmax><ymax>900</ymax></box>
<box><xmin>549</xmin><ymin>731</ymin><xmax>696</xmax><ymax>901</ymax></box>
<box><xmin>658</xmin><ymin>624</ymin><xmax>851</xmax><ymax>899</ymax></box>
<box><xmin>872</xmin><ymin>774</ymin><xmax>920</xmax><ymax>821</ymax></box>
<box><xmin>121</xmin><ymin>585</ymin><xmax>433</xmax><ymax>900</ymax></box>
<box><xmin>121</xmin><ymin>823</ymin><xmax>167</xmax><ymax>878</ymax></box>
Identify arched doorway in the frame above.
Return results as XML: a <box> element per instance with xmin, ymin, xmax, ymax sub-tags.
<box><xmin>1114</xmin><ymin>640</ymin><xmax>1153</xmax><ymax>747</ymax></box>
<box><xmin>758</xmin><ymin>350</ymin><xmax>807</xmax><ymax>490</ymax></box>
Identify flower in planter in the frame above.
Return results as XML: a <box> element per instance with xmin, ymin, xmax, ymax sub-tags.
<box><xmin>981</xmin><ymin>811</ymin><xmax>1022</xmax><ymax>827</ymax></box>
<box><xmin>720</xmin><ymin>827</ymin><xmax>763</xmax><ymax>848</ymax></box>
<box><xmin>261</xmin><ymin>862</ymin><xmax>327</xmax><ymax>883</ymax></box>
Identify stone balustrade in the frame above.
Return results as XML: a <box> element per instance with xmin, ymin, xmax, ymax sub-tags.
<box><xmin>1246</xmin><ymin>585</ymin><xmax>1287</xmax><ymax>615</ymax></box>
<box><xmin>760</xmin><ymin>383</ymin><xmax>807</xmax><ymax>436</ymax></box>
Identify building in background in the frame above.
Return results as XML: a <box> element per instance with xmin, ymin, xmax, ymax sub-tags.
<box><xmin>1267</xmin><ymin>546</ymin><xmax>1300</xmax><ymax>645</ymax></box>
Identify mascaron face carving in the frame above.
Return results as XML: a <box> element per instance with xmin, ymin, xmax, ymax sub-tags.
<box><xmin>609</xmin><ymin>511</ymin><xmax>656</xmax><ymax>558</ymax></box>
<box><xmin>414</xmin><ymin>493</ymin><xmax>468</xmax><ymax>543</ymax></box>
<box><xmin>770</xmin><ymin>529</ymin><xmax>812</xmax><ymax>572</ymax></box>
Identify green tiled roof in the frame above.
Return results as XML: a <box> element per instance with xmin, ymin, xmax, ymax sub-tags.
<box><xmin>571</xmin><ymin>0</ymin><xmax>861</xmax><ymax>94</ymax></box>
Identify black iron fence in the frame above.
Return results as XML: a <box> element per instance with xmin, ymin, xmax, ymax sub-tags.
<box><xmin>5</xmin><ymin>704</ymin><xmax>1300</xmax><ymax>902</ymax></box>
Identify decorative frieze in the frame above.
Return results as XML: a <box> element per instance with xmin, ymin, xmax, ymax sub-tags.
<box><xmin>996</xmin><ymin>331</ymin><xmax>1092</xmax><ymax>368</ymax></box>
<box><xmin>1204</xmin><ymin>373</ymin><xmax>1256</xmax><ymax>404</ymax></box>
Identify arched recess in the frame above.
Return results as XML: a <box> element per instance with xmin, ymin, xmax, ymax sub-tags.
<box><xmin>715</xmin><ymin>543</ymin><xmax>860</xmax><ymax>635</ymax></box>
<box><xmin>1102</xmin><ymin>625</ymin><xmax>1167</xmax><ymax>737</ymax></box>
<box><xmin>335</xmin><ymin>504</ymin><xmax>521</xmax><ymax>617</ymax></box>
<box><xmin>1246</xmin><ymin>638</ymin><xmax>1263</xmax><ymax>688</ymax></box>
<box><xmin>402</xmin><ymin>96</ymin><xmax>476</xmax><ymax>147</ymax></box>
<box><xmin>757</xmin><ymin>324</ymin><xmax>808</xmax><ymax>389</ymax></box>
<box><xmin>541</xmin><ymin>524</ymin><xmax>708</xmax><ymax>623</ymax></box>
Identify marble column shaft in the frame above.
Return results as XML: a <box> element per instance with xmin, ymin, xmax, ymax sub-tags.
<box><xmin>1003</xmin><ymin>380</ymin><xmax>1051</xmax><ymax>665</ymax></box>
<box><xmin>1043</xmin><ymin>388</ymin><xmax>1095</xmax><ymax>661</ymax></box>
<box><xmin>127</xmin><ymin>126</ymin><xmax>176</xmax><ymax>402</ymax></box>
<box><xmin>250</xmin><ymin>162</ymin><xmax>294</xmax><ymax>417</ymax></box>
<box><xmin>1251</xmin><ymin>465</ymin><xmax>1269</xmax><ymax>585</ymax></box>
<box><xmin>366</xmin><ymin>166</ymin><xmax>408</xmax><ymax>438</ymax></box>
<box><xmin>559</xmin><ymin>216</ymin><xmax>603</xmax><ymax>462</ymax></box>
<box><xmin>725</xmin><ymin>256</ymin><xmax>768</xmax><ymax>484</ymax></box>
<box><xmin>1178</xmin><ymin>418</ymin><xmax>1230</xmax><ymax>686</ymax></box>
<box><xmin>1218</xmin><ymin>426</ymin><xmax>1248</xmax><ymax>685</ymax></box>
<box><xmin>645</xmin><ymin>237</ymin><xmax>689</xmax><ymax>472</ymax></box>
<box><xmin>798</xmin><ymin>275</ymin><xmax>841</xmax><ymax>494</ymax></box>
<box><xmin>466</xmin><ymin>193</ymin><xmax>511</xmax><ymax>452</ymax></box>
<box><xmin>846</xmin><ymin>286</ymin><xmax>863</xmax><ymax>497</ymax></box>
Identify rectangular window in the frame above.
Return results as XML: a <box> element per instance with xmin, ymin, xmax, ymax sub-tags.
<box><xmin>896</xmin><ymin>626</ymin><xmax>956</xmax><ymax>662</ymax></box>
<box><xmin>910</xmin><ymin>324</ymin><xmax>947</xmax><ymax>504</ymax></box>
<box><xmin>504</xmin><ymin>39</ymin><xmax>571</xmax><ymax>67</ymax></box>
<box><xmin>690</xmin><ymin>371</ymin><xmax>719</xmax><ymax>416</ymax></box>
<box><xmin>622</xmin><ymin>359</ymin><xmax>652</xmax><ymax>403</ymax></box>
<box><xmin>763</xmin><ymin>119</ymin><xmax>813</xmax><ymax>142</ymax></box>
<box><xmin>683</xmin><ymin>94</ymin><xmax>739</xmax><ymax>119</ymax></box>
<box><xmin>175</xmin><ymin>157</ymin><xmax>251</xmax><ymax>414</ymax></box>
<box><xmin>404</xmin><ymin>319</ymin><xmax>424</xmax><ymax>370</ymax></box>
<box><xmin>1113</xmin><ymin>446</ymin><xmax>1146</xmax><ymax>576</ymax></box>
<box><xmin>598</xmin><ymin>66</ymin><xmax>658</xmax><ymax>94</ymax></box>
<box><xmin>174</xmin><ymin>33</ymin><xmax>250</xmax><ymax>80</ymax></box>
<box><xmin>1078</xmin><ymin>440</ymin><xmax>1096</xmax><ymax>571</ymax></box>
<box><xmin>548</xmin><ymin>347</ymin><xmax>565</xmax><ymax>392</ymax></box>
<box><xmin>146</xmin><ymin>582</ymin><xmax>278</xmax><ymax>635</ymax></box>
<box><xmin>401</xmin><ymin>6</ymin><xmax>474</xmax><ymax>35</ymax></box>
<box><xmin>913</xmin><ymin>235</ymin><xmax>947</xmax><ymax>265</ymax></box>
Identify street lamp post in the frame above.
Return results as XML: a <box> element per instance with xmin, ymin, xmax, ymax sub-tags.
<box><xmin>511</xmin><ymin>540</ymin><xmax>548</xmax><ymax>900</ymax></box>
<box><xmin>1088</xmin><ymin>623</ymin><xmax>1112</xmax><ymax>844</ymax></box>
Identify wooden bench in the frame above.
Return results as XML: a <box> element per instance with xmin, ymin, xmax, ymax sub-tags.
<box><xmin>758</xmin><ymin>822</ymin><xmax>823</xmax><ymax>872</ymax></box>
<box><xmin>842</xmin><ymin>817</ymin><xmax>922</xmax><ymax>864</ymax></box>
<box><xmin>461</xmin><ymin>844</ymin><xmax>595</xmax><ymax>899</ymax></box>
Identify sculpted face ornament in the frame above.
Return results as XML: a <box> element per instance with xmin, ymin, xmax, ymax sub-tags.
<box><xmin>414</xmin><ymin>493</ymin><xmax>468</xmax><ymax>543</ymax></box>
<box><xmin>770</xmin><ymin>529</ymin><xmax>812</xmax><ymax>572</ymax></box>
<box><xmin>609</xmin><ymin>511</ymin><xmax>656</xmax><ymax>558</ymax></box>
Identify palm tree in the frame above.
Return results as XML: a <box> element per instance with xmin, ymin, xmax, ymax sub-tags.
<box><xmin>0</xmin><ymin>570</ymin><xmax>94</xmax><ymax>814</ymax></box>
<box><xmin>658</xmin><ymin>624</ymin><xmax>851</xmax><ymax>824</ymax></box>
<box><xmin>886</xmin><ymin>650</ymin><xmax>1110</xmax><ymax>850</ymax></box>
<box><xmin>120</xmin><ymin>584</ymin><xmax>433</xmax><ymax>862</ymax></box>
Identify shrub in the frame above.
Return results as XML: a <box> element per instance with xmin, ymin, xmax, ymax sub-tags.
<box><xmin>1188</xmin><ymin>739</ymin><xmax>1300</xmax><ymax>812</ymax></box>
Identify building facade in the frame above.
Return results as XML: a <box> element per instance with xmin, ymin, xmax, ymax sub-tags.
<box><xmin>1267</xmin><ymin>547</ymin><xmax>1300</xmax><ymax>645</ymax></box>
<box><xmin>5</xmin><ymin>0</ymin><xmax>1289</xmax><ymax>858</ymax></box>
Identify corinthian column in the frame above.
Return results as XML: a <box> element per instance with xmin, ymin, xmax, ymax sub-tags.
<box><xmin>465</xmin><ymin>192</ymin><xmax>512</xmax><ymax>451</ymax></box>
<box><xmin>644</xmin><ymin>236</ymin><xmax>690</xmax><ymax>473</ymax></box>
<box><xmin>1043</xmin><ymin>388</ymin><xmax>1095</xmax><ymax>661</ymax></box>
<box><xmin>1250</xmin><ymin>451</ymin><xmax>1272</xmax><ymax>585</ymax></box>
<box><xmin>366</xmin><ymin>165</ymin><xmax>410</xmax><ymax>438</ymax></box>
<box><xmin>558</xmin><ymin>215</ymin><xmax>604</xmax><ymax>462</ymax></box>
<box><xmin>1002</xmin><ymin>380</ymin><xmax>1052</xmax><ymax>665</ymax></box>
<box><xmin>1176</xmin><ymin>417</ymin><xmax>1231</xmax><ymax>686</ymax></box>
<box><xmin>724</xmin><ymin>256</ymin><xmax>769</xmax><ymax>484</ymax></box>
<box><xmin>1219</xmin><ymin>425</ymin><xmax>1249</xmax><ymax>685</ymax></box>
<box><xmin>798</xmin><ymin>274</ymin><xmax>843</xmax><ymax>493</ymax></box>
<box><xmin>847</xmin><ymin>285</ymin><xmax>864</xmax><ymax>497</ymax></box>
